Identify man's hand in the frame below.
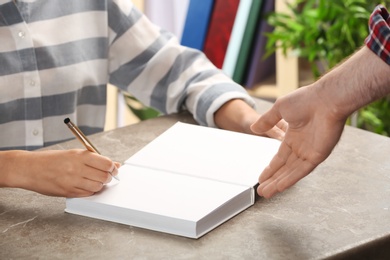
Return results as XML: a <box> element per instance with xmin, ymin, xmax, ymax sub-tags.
<box><xmin>251</xmin><ymin>86</ymin><xmax>347</xmax><ymax>198</ymax></box>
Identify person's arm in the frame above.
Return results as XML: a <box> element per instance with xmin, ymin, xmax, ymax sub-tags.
<box><xmin>251</xmin><ymin>45</ymin><xmax>390</xmax><ymax>198</ymax></box>
<box><xmin>318</xmin><ymin>46</ymin><xmax>390</xmax><ymax>119</ymax></box>
<box><xmin>0</xmin><ymin>150</ymin><xmax>120</xmax><ymax>197</ymax></box>
<box><xmin>108</xmin><ymin>1</ymin><xmax>286</xmax><ymax>139</ymax></box>
<box><xmin>250</xmin><ymin>4</ymin><xmax>390</xmax><ymax>199</ymax></box>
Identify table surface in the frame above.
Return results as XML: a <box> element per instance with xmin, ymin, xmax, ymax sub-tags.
<box><xmin>1</xmin><ymin>99</ymin><xmax>390</xmax><ymax>260</ymax></box>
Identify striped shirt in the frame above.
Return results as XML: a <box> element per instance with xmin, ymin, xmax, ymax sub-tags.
<box><xmin>0</xmin><ymin>0</ymin><xmax>255</xmax><ymax>150</ymax></box>
<box><xmin>365</xmin><ymin>5</ymin><xmax>390</xmax><ymax>65</ymax></box>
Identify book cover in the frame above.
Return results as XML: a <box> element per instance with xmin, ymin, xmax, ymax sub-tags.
<box><xmin>203</xmin><ymin>0</ymin><xmax>240</xmax><ymax>68</ymax></box>
<box><xmin>244</xmin><ymin>0</ymin><xmax>276</xmax><ymax>89</ymax></box>
<box><xmin>180</xmin><ymin>0</ymin><xmax>214</xmax><ymax>50</ymax></box>
<box><xmin>232</xmin><ymin>0</ymin><xmax>264</xmax><ymax>84</ymax></box>
<box><xmin>65</xmin><ymin>122</ymin><xmax>281</xmax><ymax>239</ymax></box>
<box><xmin>222</xmin><ymin>0</ymin><xmax>254</xmax><ymax>78</ymax></box>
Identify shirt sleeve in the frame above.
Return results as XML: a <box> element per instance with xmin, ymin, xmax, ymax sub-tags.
<box><xmin>108</xmin><ymin>0</ymin><xmax>255</xmax><ymax>128</ymax></box>
<box><xmin>365</xmin><ymin>5</ymin><xmax>390</xmax><ymax>65</ymax></box>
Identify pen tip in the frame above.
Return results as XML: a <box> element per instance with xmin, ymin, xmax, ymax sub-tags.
<box><xmin>64</xmin><ymin>118</ymin><xmax>70</xmax><ymax>124</ymax></box>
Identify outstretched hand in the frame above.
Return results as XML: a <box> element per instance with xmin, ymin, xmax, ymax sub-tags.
<box><xmin>251</xmin><ymin>86</ymin><xmax>347</xmax><ymax>198</ymax></box>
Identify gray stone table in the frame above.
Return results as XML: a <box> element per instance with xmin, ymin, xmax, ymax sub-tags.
<box><xmin>1</xmin><ymin>99</ymin><xmax>390</xmax><ymax>259</ymax></box>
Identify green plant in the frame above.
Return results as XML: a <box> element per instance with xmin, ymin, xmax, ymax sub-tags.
<box><xmin>265</xmin><ymin>0</ymin><xmax>390</xmax><ymax>136</ymax></box>
<box><xmin>123</xmin><ymin>93</ymin><xmax>160</xmax><ymax>121</ymax></box>
<box><xmin>358</xmin><ymin>97</ymin><xmax>390</xmax><ymax>135</ymax></box>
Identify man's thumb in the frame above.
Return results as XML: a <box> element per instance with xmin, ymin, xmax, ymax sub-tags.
<box><xmin>250</xmin><ymin>110</ymin><xmax>280</xmax><ymax>134</ymax></box>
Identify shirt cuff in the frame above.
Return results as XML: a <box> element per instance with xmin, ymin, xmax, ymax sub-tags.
<box><xmin>365</xmin><ymin>5</ymin><xmax>390</xmax><ymax>65</ymax></box>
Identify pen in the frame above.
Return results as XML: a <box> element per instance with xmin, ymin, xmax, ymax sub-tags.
<box><xmin>64</xmin><ymin>118</ymin><xmax>120</xmax><ymax>181</ymax></box>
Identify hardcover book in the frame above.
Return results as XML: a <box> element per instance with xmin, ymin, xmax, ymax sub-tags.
<box><xmin>222</xmin><ymin>0</ymin><xmax>256</xmax><ymax>78</ymax></box>
<box><xmin>232</xmin><ymin>0</ymin><xmax>264</xmax><ymax>84</ymax></box>
<box><xmin>180</xmin><ymin>0</ymin><xmax>214</xmax><ymax>50</ymax></box>
<box><xmin>65</xmin><ymin>122</ymin><xmax>280</xmax><ymax>238</ymax></box>
<box><xmin>203</xmin><ymin>0</ymin><xmax>240</xmax><ymax>68</ymax></box>
<box><xmin>245</xmin><ymin>0</ymin><xmax>275</xmax><ymax>88</ymax></box>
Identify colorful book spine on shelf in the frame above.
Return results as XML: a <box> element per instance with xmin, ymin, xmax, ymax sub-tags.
<box><xmin>203</xmin><ymin>0</ymin><xmax>240</xmax><ymax>69</ymax></box>
<box><xmin>244</xmin><ymin>0</ymin><xmax>275</xmax><ymax>89</ymax></box>
<box><xmin>232</xmin><ymin>0</ymin><xmax>264</xmax><ymax>84</ymax></box>
<box><xmin>180</xmin><ymin>0</ymin><xmax>215</xmax><ymax>50</ymax></box>
<box><xmin>222</xmin><ymin>0</ymin><xmax>254</xmax><ymax>78</ymax></box>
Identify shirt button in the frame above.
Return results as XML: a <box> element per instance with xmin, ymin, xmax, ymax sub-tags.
<box><xmin>18</xmin><ymin>31</ymin><xmax>26</xmax><ymax>38</ymax></box>
<box><xmin>29</xmin><ymin>80</ymin><xmax>36</xmax><ymax>86</ymax></box>
<box><xmin>32</xmin><ymin>129</ymin><xmax>39</xmax><ymax>136</ymax></box>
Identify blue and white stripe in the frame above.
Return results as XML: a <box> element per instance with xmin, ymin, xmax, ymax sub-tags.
<box><xmin>0</xmin><ymin>0</ymin><xmax>255</xmax><ymax>150</ymax></box>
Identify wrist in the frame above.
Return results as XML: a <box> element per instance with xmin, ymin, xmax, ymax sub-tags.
<box><xmin>214</xmin><ymin>99</ymin><xmax>259</xmax><ymax>134</ymax></box>
<box><xmin>313</xmin><ymin>80</ymin><xmax>351</xmax><ymax>123</ymax></box>
<box><xmin>0</xmin><ymin>150</ymin><xmax>32</xmax><ymax>189</ymax></box>
<box><xmin>314</xmin><ymin>46</ymin><xmax>390</xmax><ymax>122</ymax></box>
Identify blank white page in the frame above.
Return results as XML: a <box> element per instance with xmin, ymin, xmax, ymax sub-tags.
<box><xmin>125</xmin><ymin>122</ymin><xmax>280</xmax><ymax>187</ymax></box>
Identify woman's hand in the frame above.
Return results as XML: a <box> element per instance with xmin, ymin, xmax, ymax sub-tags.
<box><xmin>1</xmin><ymin>149</ymin><xmax>121</xmax><ymax>197</ymax></box>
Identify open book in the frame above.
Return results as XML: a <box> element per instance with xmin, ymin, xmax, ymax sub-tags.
<box><xmin>65</xmin><ymin>122</ymin><xmax>280</xmax><ymax>238</ymax></box>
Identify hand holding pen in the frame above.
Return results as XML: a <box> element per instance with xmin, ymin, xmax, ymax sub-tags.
<box><xmin>64</xmin><ymin>118</ymin><xmax>120</xmax><ymax>181</ymax></box>
<box><xmin>0</xmin><ymin>118</ymin><xmax>120</xmax><ymax>198</ymax></box>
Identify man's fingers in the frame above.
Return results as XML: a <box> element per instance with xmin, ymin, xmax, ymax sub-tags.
<box><xmin>258</xmin><ymin>181</ymin><xmax>278</xmax><ymax>198</ymax></box>
<box><xmin>258</xmin><ymin>156</ymin><xmax>318</xmax><ymax>198</ymax></box>
<box><xmin>257</xmin><ymin>143</ymin><xmax>295</xmax><ymax>197</ymax></box>
<box><xmin>258</xmin><ymin>154</ymin><xmax>295</xmax><ymax>197</ymax></box>
<box><xmin>277</xmin><ymin>159</ymin><xmax>317</xmax><ymax>191</ymax></box>
<box><xmin>257</xmin><ymin>142</ymin><xmax>293</xmax><ymax>197</ymax></box>
<box><xmin>259</xmin><ymin>141</ymin><xmax>292</xmax><ymax>183</ymax></box>
<box><xmin>264</xmin><ymin>125</ymin><xmax>285</xmax><ymax>141</ymax></box>
<box><xmin>251</xmin><ymin>106</ymin><xmax>283</xmax><ymax>134</ymax></box>
<box><xmin>276</xmin><ymin>119</ymin><xmax>288</xmax><ymax>132</ymax></box>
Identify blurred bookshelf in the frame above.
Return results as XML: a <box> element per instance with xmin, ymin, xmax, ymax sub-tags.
<box><xmin>247</xmin><ymin>58</ymin><xmax>314</xmax><ymax>101</ymax></box>
<box><xmin>246</xmin><ymin>0</ymin><xmax>314</xmax><ymax>101</ymax></box>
